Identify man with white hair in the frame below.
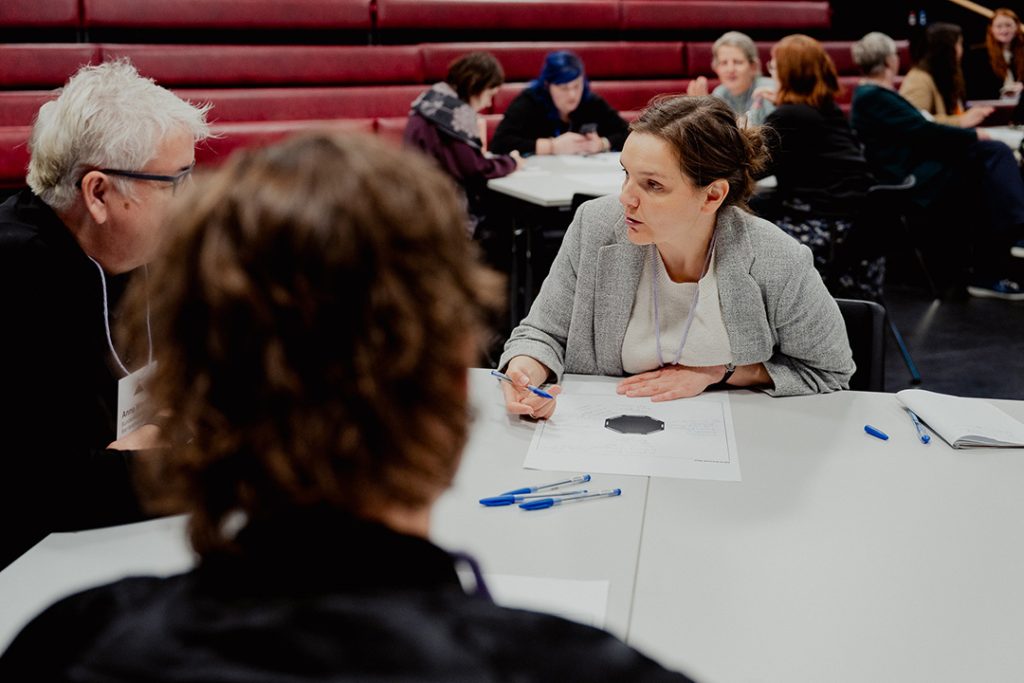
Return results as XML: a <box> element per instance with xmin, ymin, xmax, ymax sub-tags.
<box><xmin>0</xmin><ymin>60</ymin><xmax>210</xmax><ymax>568</ymax></box>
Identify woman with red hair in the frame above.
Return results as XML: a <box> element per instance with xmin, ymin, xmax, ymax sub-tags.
<box><xmin>964</xmin><ymin>8</ymin><xmax>1024</xmax><ymax>101</ymax></box>
<box><xmin>759</xmin><ymin>34</ymin><xmax>881</xmax><ymax>300</ymax></box>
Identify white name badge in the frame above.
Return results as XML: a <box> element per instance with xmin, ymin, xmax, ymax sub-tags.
<box><xmin>117</xmin><ymin>362</ymin><xmax>156</xmax><ymax>439</ymax></box>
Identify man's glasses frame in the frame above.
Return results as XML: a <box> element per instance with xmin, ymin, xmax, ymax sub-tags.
<box><xmin>78</xmin><ymin>161</ymin><xmax>196</xmax><ymax>194</ymax></box>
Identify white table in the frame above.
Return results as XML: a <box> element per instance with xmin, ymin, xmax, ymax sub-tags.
<box><xmin>3</xmin><ymin>372</ymin><xmax>1024</xmax><ymax>683</ymax></box>
<box><xmin>487</xmin><ymin>152</ymin><xmax>623</xmax><ymax>208</ymax></box>
<box><xmin>628</xmin><ymin>389</ymin><xmax>1024</xmax><ymax>683</ymax></box>
<box><xmin>0</xmin><ymin>370</ymin><xmax>650</xmax><ymax>649</ymax></box>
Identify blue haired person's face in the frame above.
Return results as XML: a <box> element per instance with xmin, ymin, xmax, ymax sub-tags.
<box><xmin>549</xmin><ymin>76</ymin><xmax>584</xmax><ymax>119</ymax></box>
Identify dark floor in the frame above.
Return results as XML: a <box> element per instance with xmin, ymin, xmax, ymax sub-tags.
<box><xmin>882</xmin><ymin>284</ymin><xmax>1024</xmax><ymax>400</ymax></box>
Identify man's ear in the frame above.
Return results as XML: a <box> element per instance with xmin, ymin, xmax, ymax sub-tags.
<box><xmin>702</xmin><ymin>179</ymin><xmax>730</xmax><ymax>213</ymax></box>
<box><xmin>80</xmin><ymin>171</ymin><xmax>110</xmax><ymax>225</ymax></box>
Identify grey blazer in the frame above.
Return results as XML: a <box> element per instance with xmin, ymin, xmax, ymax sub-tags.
<box><xmin>500</xmin><ymin>195</ymin><xmax>855</xmax><ymax>396</ymax></box>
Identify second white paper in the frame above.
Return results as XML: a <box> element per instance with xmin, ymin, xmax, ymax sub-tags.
<box><xmin>523</xmin><ymin>381</ymin><xmax>741</xmax><ymax>481</ymax></box>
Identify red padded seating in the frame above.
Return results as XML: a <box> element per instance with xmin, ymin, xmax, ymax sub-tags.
<box><xmin>0</xmin><ymin>45</ymin><xmax>101</xmax><ymax>88</ymax></box>
<box><xmin>179</xmin><ymin>86</ymin><xmax>425</xmax><ymax>123</ymax></box>
<box><xmin>0</xmin><ymin>127</ymin><xmax>32</xmax><ymax>189</ymax></box>
<box><xmin>0</xmin><ymin>92</ymin><xmax>57</xmax><ymax>127</ymax></box>
<box><xmin>197</xmin><ymin>119</ymin><xmax>376</xmax><ymax>163</ymax></box>
<box><xmin>422</xmin><ymin>42</ymin><xmax>684</xmax><ymax>82</ymax></box>
<box><xmin>102</xmin><ymin>45</ymin><xmax>424</xmax><ymax>87</ymax></box>
<box><xmin>0</xmin><ymin>1</ymin><xmax>80</xmax><ymax>27</ymax></box>
<box><xmin>375</xmin><ymin>0</ymin><xmax>621</xmax><ymax>30</ymax></box>
<box><xmin>82</xmin><ymin>0</ymin><xmax>371</xmax><ymax>29</ymax></box>
<box><xmin>620</xmin><ymin>1</ymin><xmax>830</xmax><ymax>31</ymax></box>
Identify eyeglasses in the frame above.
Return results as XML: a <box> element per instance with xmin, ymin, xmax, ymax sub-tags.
<box><xmin>79</xmin><ymin>161</ymin><xmax>196</xmax><ymax>194</ymax></box>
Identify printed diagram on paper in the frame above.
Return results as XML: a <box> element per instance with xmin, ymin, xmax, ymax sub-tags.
<box><xmin>523</xmin><ymin>381</ymin><xmax>740</xmax><ymax>481</ymax></box>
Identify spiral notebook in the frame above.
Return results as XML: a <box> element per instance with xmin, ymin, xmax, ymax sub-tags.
<box><xmin>896</xmin><ymin>389</ymin><xmax>1024</xmax><ymax>449</ymax></box>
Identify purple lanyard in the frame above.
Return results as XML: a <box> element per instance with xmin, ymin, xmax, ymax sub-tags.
<box><xmin>651</xmin><ymin>231</ymin><xmax>717</xmax><ymax>368</ymax></box>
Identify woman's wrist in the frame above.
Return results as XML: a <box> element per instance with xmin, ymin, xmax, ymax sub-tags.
<box><xmin>536</xmin><ymin>137</ymin><xmax>554</xmax><ymax>155</ymax></box>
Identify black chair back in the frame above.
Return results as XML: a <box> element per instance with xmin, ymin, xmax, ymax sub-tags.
<box><xmin>835</xmin><ymin>298</ymin><xmax>886</xmax><ymax>392</ymax></box>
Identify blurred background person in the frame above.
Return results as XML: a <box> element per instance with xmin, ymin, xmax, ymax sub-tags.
<box><xmin>0</xmin><ymin>133</ymin><xmax>696</xmax><ymax>682</ymax></box>
<box><xmin>404</xmin><ymin>51</ymin><xmax>522</xmax><ymax>237</ymax></box>
<box><xmin>490</xmin><ymin>50</ymin><xmax>628</xmax><ymax>155</ymax></box>
<box><xmin>964</xmin><ymin>8</ymin><xmax>1024</xmax><ymax>101</ymax></box>
<box><xmin>686</xmin><ymin>31</ymin><xmax>777</xmax><ymax>127</ymax></box>
<box><xmin>0</xmin><ymin>60</ymin><xmax>209</xmax><ymax>570</ymax></box>
<box><xmin>900</xmin><ymin>22</ymin><xmax>994</xmax><ymax>127</ymax></box>
<box><xmin>759</xmin><ymin>34</ymin><xmax>881</xmax><ymax>300</ymax></box>
<box><xmin>852</xmin><ymin>31</ymin><xmax>1024</xmax><ymax>300</ymax></box>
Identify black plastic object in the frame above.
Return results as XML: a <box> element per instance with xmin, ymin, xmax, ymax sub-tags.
<box><xmin>604</xmin><ymin>414</ymin><xmax>664</xmax><ymax>435</ymax></box>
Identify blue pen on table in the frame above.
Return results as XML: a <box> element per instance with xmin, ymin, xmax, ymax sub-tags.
<box><xmin>519</xmin><ymin>488</ymin><xmax>622</xmax><ymax>511</ymax></box>
<box><xmin>490</xmin><ymin>370</ymin><xmax>554</xmax><ymax>399</ymax></box>
<box><xmin>479</xmin><ymin>489</ymin><xmax>589</xmax><ymax>507</ymax></box>
<box><xmin>500</xmin><ymin>473</ymin><xmax>591</xmax><ymax>496</ymax></box>
<box><xmin>905</xmin><ymin>408</ymin><xmax>931</xmax><ymax>444</ymax></box>
<box><xmin>864</xmin><ymin>424</ymin><xmax>889</xmax><ymax>441</ymax></box>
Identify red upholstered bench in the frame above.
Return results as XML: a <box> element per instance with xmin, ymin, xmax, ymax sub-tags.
<box><xmin>0</xmin><ymin>127</ymin><xmax>32</xmax><ymax>189</ymax></box>
<box><xmin>197</xmin><ymin>119</ymin><xmax>376</xmax><ymax>164</ymax></box>
<box><xmin>686</xmin><ymin>41</ymin><xmax>911</xmax><ymax>78</ymax></box>
<box><xmin>101</xmin><ymin>45</ymin><xmax>424</xmax><ymax>87</ymax></box>
<box><xmin>0</xmin><ymin>92</ymin><xmax>58</xmax><ymax>127</ymax></box>
<box><xmin>0</xmin><ymin>1</ymin><xmax>80</xmax><ymax>27</ymax></box>
<box><xmin>620</xmin><ymin>1</ymin><xmax>830</xmax><ymax>31</ymax></box>
<box><xmin>0</xmin><ymin>45</ymin><xmax>101</xmax><ymax>88</ymax></box>
<box><xmin>376</xmin><ymin>0</ymin><xmax>621</xmax><ymax>30</ymax></box>
<box><xmin>82</xmin><ymin>0</ymin><xmax>371</xmax><ymax>29</ymax></box>
<box><xmin>422</xmin><ymin>42</ymin><xmax>684</xmax><ymax>82</ymax></box>
<box><xmin>177</xmin><ymin>86</ymin><xmax>425</xmax><ymax>123</ymax></box>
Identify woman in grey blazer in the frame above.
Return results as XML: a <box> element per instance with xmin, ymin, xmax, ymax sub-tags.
<box><xmin>499</xmin><ymin>96</ymin><xmax>854</xmax><ymax>418</ymax></box>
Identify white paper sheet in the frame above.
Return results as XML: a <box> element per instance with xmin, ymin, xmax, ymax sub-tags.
<box><xmin>524</xmin><ymin>382</ymin><xmax>741</xmax><ymax>481</ymax></box>
<box><xmin>486</xmin><ymin>574</ymin><xmax>609</xmax><ymax>628</ymax></box>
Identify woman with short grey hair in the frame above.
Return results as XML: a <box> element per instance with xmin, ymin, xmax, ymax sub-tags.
<box><xmin>851</xmin><ymin>31</ymin><xmax>898</xmax><ymax>77</ymax></box>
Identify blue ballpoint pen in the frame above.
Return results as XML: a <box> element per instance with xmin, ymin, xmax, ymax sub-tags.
<box><xmin>490</xmin><ymin>370</ymin><xmax>554</xmax><ymax>399</ymax></box>
<box><xmin>519</xmin><ymin>488</ymin><xmax>622</xmax><ymax>511</ymax></box>
<box><xmin>479</xmin><ymin>489</ymin><xmax>589</xmax><ymax>507</ymax></box>
<box><xmin>499</xmin><ymin>473</ymin><xmax>591</xmax><ymax>496</ymax></box>
<box><xmin>906</xmin><ymin>408</ymin><xmax>931</xmax><ymax>444</ymax></box>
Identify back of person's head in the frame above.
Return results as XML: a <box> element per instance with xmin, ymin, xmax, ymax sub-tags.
<box><xmin>27</xmin><ymin>59</ymin><xmax>210</xmax><ymax>213</ymax></box>
<box><xmin>630</xmin><ymin>95</ymin><xmax>768</xmax><ymax>210</ymax></box>
<box><xmin>852</xmin><ymin>32</ymin><xmax>898</xmax><ymax>76</ymax></box>
<box><xmin>446</xmin><ymin>51</ymin><xmax>505</xmax><ymax>102</ymax></box>
<box><xmin>773</xmin><ymin>34</ymin><xmax>840</xmax><ymax>108</ymax></box>
<box><xmin>121</xmin><ymin>133</ymin><xmax>502</xmax><ymax>554</ymax></box>
<box><xmin>919</xmin><ymin>22</ymin><xmax>965</xmax><ymax>110</ymax></box>
<box><xmin>712</xmin><ymin>31</ymin><xmax>762</xmax><ymax>74</ymax></box>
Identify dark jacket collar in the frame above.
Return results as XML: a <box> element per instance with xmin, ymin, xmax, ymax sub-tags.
<box><xmin>198</xmin><ymin>507</ymin><xmax>464</xmax><ymax>596</ymax></box>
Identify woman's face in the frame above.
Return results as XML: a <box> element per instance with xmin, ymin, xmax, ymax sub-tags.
<box><xmin>619</xmin><ymin>132</ymin><xmax>709</xmax><ymax>247</ymax></box>
<box><xmin>468</xmin><ymin>86</ymin><xmax>499</xmax><ymax>112</ymax></box>
<box><xmin>713</xmin><ymin>45</ymin><xmax>757</xmax><ymax>96</ymax></box>
<box><xmin>549</xmin><ymin>76</ymin><xmax>584</xmax><ymax>119</ymax></box>
<box><xmin>992</xmin><ymin>15</ymin><xmax>1018</xmax><ymax>47</ymax></box>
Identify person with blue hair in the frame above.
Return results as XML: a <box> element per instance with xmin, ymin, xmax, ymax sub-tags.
<box><xmin>491</xmin><ymin>51</ymin><xmax>629</xmax><ymax>156</ymax></box>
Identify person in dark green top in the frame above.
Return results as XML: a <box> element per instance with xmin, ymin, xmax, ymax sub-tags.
<box><xmin>850</xmin><ymin>32</ymin><xmax>1024</xmax><ymax>300</ymax></box>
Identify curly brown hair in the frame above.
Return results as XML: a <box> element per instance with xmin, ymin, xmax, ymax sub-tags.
<box><xmin>629</xmin><ymin>95</ymin><xmax>769</xmax><ymax>211</ymax></box>
<box><xmin>120</xmin><ymin>133</ymin><xmax>503</xmax><ymax>555</ymax></box>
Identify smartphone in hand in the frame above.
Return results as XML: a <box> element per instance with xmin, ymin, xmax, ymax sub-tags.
<box><xmin>579</xmin><ymin>122</ymin><xmax>598</xmax><ymax>135</ymax></box>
